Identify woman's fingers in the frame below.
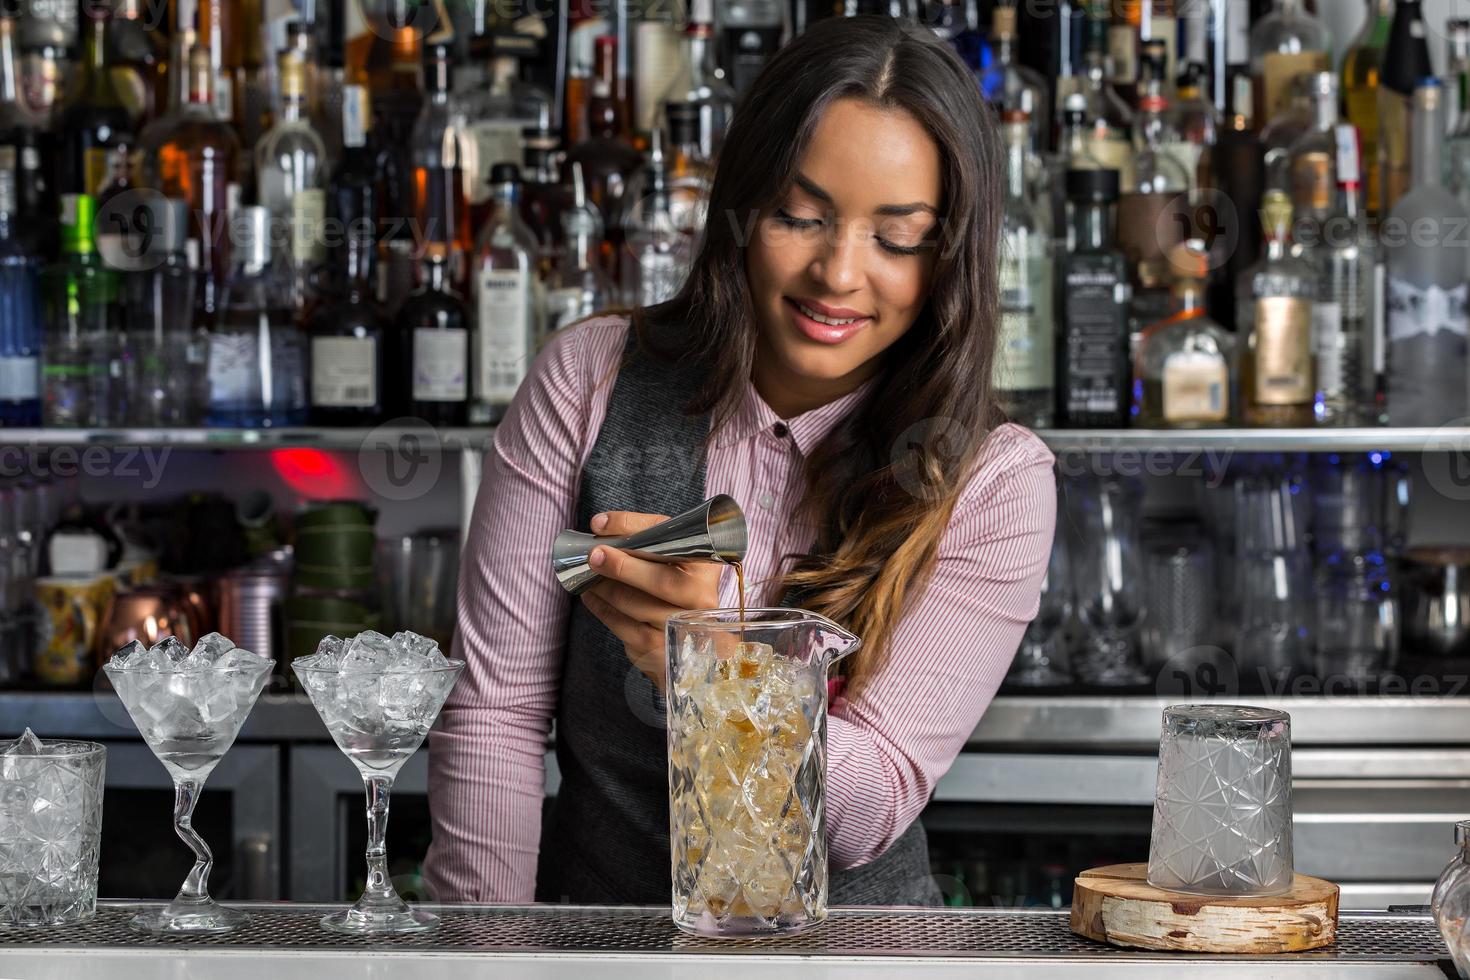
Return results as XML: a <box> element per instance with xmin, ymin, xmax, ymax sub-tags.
<box><xmin>581</xmin><ymin>592</ymin><xmax>665</xmax><ymax>690</ymax></box>
<box><xmin>589</xmin><ymin>546</ymin><xmax>720</xmax><ymax>610</ymax></box>
<box><xmin>591</xmin><ymin>511</ymin><xmax>671</xmax><ymax>537</ymax></box>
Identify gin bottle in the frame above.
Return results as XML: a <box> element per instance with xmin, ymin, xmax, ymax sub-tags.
<box><xmin>1237</xmin><ymin>190</ymin><xmax>1315</xmax><ymax>428</ymax></box>
<box><xmin>256</xmin><ymin>51</ymin><xmax>327</xmax><ymax>310</ymax></box>
<box><xmin>1249</xmin><ymin>0</ymin><xmax>1330</xmax><ymax>129</ymax></box>
<box><xmin>471</xmin><ymin>164</ymin><xmax>541</xmax><ymax>424</ymax></box>
<box><xmin>995</xmin><ymin>110</ymin><xmax>1053</xmax><ymax>428</ymax></box>
<box><xmin>1384</xmin><ymin>80</ymin><xmax>1470</xmax><ymax>427</ymax></box>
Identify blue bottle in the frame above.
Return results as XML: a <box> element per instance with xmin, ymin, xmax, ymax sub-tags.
<box><xmin>0</xmin><ymin>168</ymin><xmax>40</xmax><ymax>427</ymax></box>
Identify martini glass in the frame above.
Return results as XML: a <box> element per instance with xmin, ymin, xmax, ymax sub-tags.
<box><xmin>293</xmin><ymin>633</ymin><xmax>464</xmax><ymax>935</ymax></box>
<box><xmin>103</xmin><ymin>634</ymin><xmax>273</xmax><ymax>935</ymax></box>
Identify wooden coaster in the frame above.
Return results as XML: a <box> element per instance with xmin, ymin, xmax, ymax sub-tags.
<box><xmin>1069</xmin><ymin>863</ymin><xmax>1339</xmax><ymax>954</ymax></box>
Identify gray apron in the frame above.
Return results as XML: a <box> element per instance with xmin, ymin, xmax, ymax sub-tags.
<box><xmin>535</xmin><ymin>324</ymin><xmax>941</xmax><ymax>907</ymax></box>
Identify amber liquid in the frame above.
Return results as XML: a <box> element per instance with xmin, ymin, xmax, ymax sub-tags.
<box><xmin>732</xmin><ymin>560</ymin><xmax>747</xmax><ymax>640</ymax></box>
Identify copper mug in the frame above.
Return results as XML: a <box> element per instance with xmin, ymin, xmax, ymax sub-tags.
<box><xmin>96</xmin><ymin>584</ymin><xmax>198</xmax><ymax>663</ymax></box>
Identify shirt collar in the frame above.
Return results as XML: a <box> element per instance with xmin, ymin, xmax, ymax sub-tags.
<box><xmin>713</xmin><ymin>375</ymin><xmax>878</xmax><ymax>456</ymax></box>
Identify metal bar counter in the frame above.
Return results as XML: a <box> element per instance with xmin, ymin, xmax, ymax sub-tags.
<box><xmin>0</xmin><ymin>904</ymin><xmax>1454</xmax><ymax>978</ymax></box>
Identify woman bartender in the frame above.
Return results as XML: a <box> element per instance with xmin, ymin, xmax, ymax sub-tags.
<box><xmin>425</xmin><ymin>14</ymin><xmax>1056</xmax><ymax>906</ymax></box>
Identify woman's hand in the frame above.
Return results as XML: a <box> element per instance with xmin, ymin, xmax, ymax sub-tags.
<box><xmin>580</xmin><ymin>511</ymin><xmax>723</xmax><ymax>695</ymax></box>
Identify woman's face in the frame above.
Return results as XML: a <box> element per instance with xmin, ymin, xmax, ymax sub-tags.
<box><xmin>746</xmin><ymin>97</ymin><xmax>943</xmax><ymax>415</ymax></box>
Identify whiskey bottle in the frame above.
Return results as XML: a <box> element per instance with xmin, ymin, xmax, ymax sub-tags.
<box><xmin>1341</xmin><ymin>0</ymin><xmax>1392</xmax><ymax>220</ymax></box>
<box><xmin>1059</xmin><ymin>168</ymin><xmax>1131</xmax><ymax>428</ymax></box>
<box><xmin>1237</xmin><ymin>190</ymin><xmax>1315</xmax><ymax>427</ymax></box>
<box><xmin>1136</xmin><ymin>242</ymin><xmax>1234</xmax><ymax>428</ymax></box>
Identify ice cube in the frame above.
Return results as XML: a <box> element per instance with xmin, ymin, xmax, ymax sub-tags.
<box><xmin>341</xmin><ymin>631</ymin><xmax>395</xmax><ymax>672</ymax></box>
<box><xmin>390</xmin><ymin>631</ymin><xmax>439</xmax><ymax>660</ymax></box>
<box><xmin>110</xmin><ymin>640</ymin><xmax>148</xmax><ymax>668</ymax></box>
<box><xmin>315</xmin><ymin>635</ymin><xmax>346</xmax><ymax>668</ymax></box>
<box><xmin>196</xmin><ymin>681</ymin><xmax>241</xmax><ymax>726</ymax></box>
<box><xmin>2</xmin><ymin>729</ymin><xmax>43</xmax><ymax>756</ymax></box>
<box><xmin>152</xmin><ymin>635</ymin><xmax>193</xmax><ymax>666</ymax></box>
<box><xmin>192</xmin><ymin>632</ymin><xmax>236</xmax><ymax>664</ymax></box>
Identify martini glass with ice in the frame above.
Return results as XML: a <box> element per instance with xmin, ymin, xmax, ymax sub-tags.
<box><xmin>103</xmin><ymin>634</ymin><xmax>274</xmax><ymax>935</ymax></box>
<box><xmin>292</xmin><ymin>630</ymin><xmax>464</xmax><ymax>935</ymax></box>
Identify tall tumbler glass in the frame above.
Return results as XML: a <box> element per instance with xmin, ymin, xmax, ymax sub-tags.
<box><xmin>0</xmin><ymin>731</ymin><xmax>106</xmax><ymax>927</ymax></box>
<box><xmin>1067</xmin><ymin>475</ymin><xmax>1149</xmax><ymax>686</ymax></box>
<box><xmin>1144</xmin><ymin>528</ymin><xmax>1231</xmax><ymax>692</ymax></box>
<box><xmin>666</xmin><ymin>609</ymin><xmax>860</xmax><ymax>938</ymax></box>
<box><xmin>1005</xmin><ymin>525</ymin><xmax>1073</xmax><ymax>687</ymax></box>
<box><xmin>1235</xmin><ymin>474</ymin><xmax>1314</xmax><ymax>687</ymax></box>
<box><xmin>1147</xmin><ymin>705</ymin><xmax>1294</xmax><ymax>897</ymax></box>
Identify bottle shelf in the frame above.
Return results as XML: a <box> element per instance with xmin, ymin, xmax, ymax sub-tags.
<box><xmin>0</xmin><ymin>427</ymin><xmax>495</xmax><ymax>452</ymax></box>
<box><xmin>0</xmin><ymin>426</ymin><xmax>1465</xmax><ymax>454</ymax></box>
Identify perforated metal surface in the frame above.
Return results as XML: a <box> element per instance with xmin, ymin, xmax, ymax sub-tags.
<box><xmin>0</xmin><ymin>904</ymin><xmax>1452</xmax><ymax>961</ymax></box>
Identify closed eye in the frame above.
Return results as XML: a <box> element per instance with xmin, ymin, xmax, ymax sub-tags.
<box><xmin>775</xmin><ymin>209</ymin><xmax>928</xmax><ymax>257</ymax></box>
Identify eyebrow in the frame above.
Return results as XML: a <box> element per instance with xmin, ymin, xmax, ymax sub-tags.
<box><xmin>793</xmin><ymin>173</ymin><xmax>939</xmax><ymax>218</ymax></box>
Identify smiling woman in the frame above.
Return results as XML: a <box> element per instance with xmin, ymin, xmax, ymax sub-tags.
<box><xmin>425</xmin><ymin>15</ymin><xmax>1057</xmax><ymax>912</ymax></box>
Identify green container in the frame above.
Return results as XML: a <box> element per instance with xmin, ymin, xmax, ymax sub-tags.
<box><xmin>283</xmin><ymin>593</ymin><xmax>380</xmax><ymax>668</ymax></box>
<box><xmin>293</xmin><ymin>501</ymin><xmax>378</xmax><ymax>592</ymax></box>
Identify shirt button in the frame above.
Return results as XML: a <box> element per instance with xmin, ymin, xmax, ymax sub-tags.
<box><xmin>772</xmin><ymin>422</ymin><xmax>790</xmax><ymax>439</ymax></box>
<box><xmin>759</xmin><ymin>492</ymin><xmax>775</xmax><ymax>510</ymax></box>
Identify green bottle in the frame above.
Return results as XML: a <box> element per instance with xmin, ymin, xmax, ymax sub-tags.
<box><xmin>41</xmin><ymin>194</ymin><xmax>123</xmax><ymax>427</ymax></box>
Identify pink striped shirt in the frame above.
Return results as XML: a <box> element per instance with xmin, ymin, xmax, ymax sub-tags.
<box><xmin>425</xmin><ymin>314</ymin><xmax>1056</xmax><ymax>903</ymax></box>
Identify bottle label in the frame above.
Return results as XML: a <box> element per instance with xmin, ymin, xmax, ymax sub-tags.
<box><xmin>311</xmin><ymin>336</ymin><xmax>378</xmax><ymax>408</ymax></box>
<box><xmin>0</xmin><ymin>146</ymin><xmax>13</xmax><ymax>176</ymax></box>
<box><xmin>1087</xmin><ymin>133</ymin><xmax>1136</xmax><ymax>192</ymax></box>
<box><xmin>0</xmin><ymin>356</ymin><xmax>40</xmax><ymax>401</ymax></box>
<box><xmin>476</xmin><ymin>268</ymin><xmax>530</xmax><ymax>403</ymax></box>
<box><xmin>1063</xmin><ymin>265</ymin><xmax>1128</xmax><ymax>419</ymax></box>
<box><xmin>1386</xmin><ymin>279</ymin><xmax>1470</xmax><ymax>341</ymax></box>
<box><xmin>467</xmin><ymin>121</ymin><xmax>526</xmax><ymax>206</ymax></box>
<box><xmin>1334</xmin><ymin>124</ymin><xmax>1361</xmax><ymax>186</ymax></box>
<box><xmin>1107</xmin><ymin>23</ymin><xmax>1137</xmax><ymax>85</ymax></box>
<box><xmin>1163</xmin><ymin>140</ymin><xmax>1202</xmax><ymax>193</ymax></box>
<box><xmin>1312</xmin><ymin>300</ymin><xmax>1344</xmax><ymax>393</ymax></box>
<box><xmin>1261</xmin><ymin>51</ymin><xmax>1328</xmax><ymax>123</ymax></box>
<box><xmin>291</xmin><ymin>189</ymin><xmax>327</xmax><ymax>265</ymax></box>
<box><xmin>1372</xmin><ymin>262</ymin><xmax>1387</xmax><ymax>374</ymax></box>
<box><xmin>342</xmin><ymin>85</ymin><xmax>368</xmax><ymax>149</ymax></box>
<box><xmin>83</xmin><ymin>147</ymin><xmax>109</xmax><ymax>198</ymax></box>
<box><xmin>213</xmin><ymin>73</ymin><xmax>235</xmax><ymax>122</ymax></box>
<box><xmin>1252</xmin><ymin>297</ymin><xmax>1314</xmax><ymax>405</ymax></box>
<box><xmin>413</xmin><ymin>327</ymin><xmax>469</xmax><ymax>402</ymax></box>
<box><xmin>1290</xmin><ymin>150</ymin><xmax>1333</xmax><ymax>215</ymax></box>
<box><xmin>997</xmin><ymin>240</ymin><xmax>1054</xmax><ymax>393</ymax></box>
<box><xmin>208</xmin><ymin>332</ymin><xmax>260</xmax><ymax>407</ymax></box>
<box><xmin>1163</xmin><ymin>350</ymin><xmax>1229</xmax><ymax>423</ymax></box>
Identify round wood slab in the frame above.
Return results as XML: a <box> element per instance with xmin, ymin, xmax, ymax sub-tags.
<box><xmin>1069</xmin><ymin>863</ymin><xmax>1339</xmax><ymax>954</ymax></box>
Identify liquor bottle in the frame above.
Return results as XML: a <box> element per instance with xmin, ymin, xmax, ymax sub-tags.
<box><xmin>1308</xmin><ymin>124</ymin><xmax>1374</xmax><ymax>426</ymax></box>
<box><xmin>1237</xmin><ymin>190</ymin><xmax>1315</xmax><ymax>427</ymax></box>
<box><xmin>1076</xmin><ymin>14</ymin><xmax>1134</xmax><ymax>186</ymax></box>
<box><xmin>317</xmin><ymin>0</ymin><xmax>349</xmax><ymax>167</ymax></box>
<box><xmin>1213</xmin><ymin>75</ymin><xmax>1263</xmax><ymax>338</ymax></box>
<box><xmin>1447</xmin><ymin>20</ymin><xmax>1470</xmax><ymax>209</ymax></box>
<box><xmin>1169</xmin><ymin>62</ymin><xmax>1219</xmax><ymax>194</ymax></box>
<box><xmin>471</xmin><ymin>163</ymin><xmax>540</xmax><ymax>424</ymax></box>
<box><xmin>1342</xmin><ymin>0</ymin><xmax>1392</xmax><ymax>220</ymax></box>
<box><xmin>1286</xmin><ymin>72</ymin><xmax>1339</xmax><ymax>227</ymax></box>
<box><xmin>325</xmin><ymin>84</ymin><xmax>379</xmax><ymax>319</ymax></box>
<box><xmin>41</xmin><ymin>194</ymin><xmax>122</xmax><ymax>427</ymax></box>
<box><xmin>155</xmin><ymin>41</ymin><xmax>240</xmax><ymax>329</ymax></box>
<box><xmin>135</xmin><ymin>13</ymin><xmax>191</xmax><ymax>186</ymax></box>
<box><xmin>566</xmin><ymin>37</ymin><xmax>643</xmax><ymax>285</ymax></box>
<box><xmin>545</xmin><ymin>162</ymin><xmax>611</xmax><ymax>335</ymax></box>
<box><xmin>1119</xmin><ymin>47</ymin><xmax>1190</xmax><ymax>296</ymax></box>
<box><xmin>1384</xmin><ymin>80</ymin><xmax>1470</xmax><ymax>427</ymax></box>
<box><xmin>1059</xmin><ymin>168</ymin><xmax>1131</xmax><ymax>429</ymax></box>
<box><xmin>931</xmin><ymin>0</ymin><xmax>988</xmax><ymax>74</ymax></box>
<box><xmin>1451</xmin><ymin>19</ymin><xmax>1470</xmax><ymax>135</ymax></box>
<box><xmin>1377</xmin><ymin>0</ymin><xmax>1433</xmax><ymax>219</ymax></box>
<box><xmin>57</xmin><ymin>0</ymin><xmax>133</xmax><ymax>198</ymax></box>
<box><xmin>632</xmin><ymin>0</ymin><xmax>683</xmax><ymax>141</ymax></box>
<box><xmin>308</xmin><ymin>204</ymin><xmax>387</xmax><ymax>426</ymax></box>
<box><xmin>411</xmin><ymin>43</ymin><xmax>473</xmax><ymax>291</ymax></box>
<box><xmin>367</xmin><ymin>14</ymin><xmax>423</xmax><ymax>318</ymax></box>
<box><xmin>124</xmin><ymin>197</ymin><xmax>205</xmax><ymax>426</ymax></box>
<box><xmin>453</xmin><ymin>22</ymin><xmax>552</xmax><ymax>221</ymax></box>
<box><xmin>0</xmin><ymin>163</ymin><xmax>40</xmax><ymax>426</ymax></box>
<box><xmin>1140</xmin><ymin>0</ymin><xmax>1177</xmax><ymax>87</ymax></box>
<box><xmin>716</xmin><ymin>0</ymin><xmax>786</xmax><ymax>94</ymax></box>
<box><xmin>622</xmin><ymin>130</ymin><xmax>691</xmax><ymax>308</ymax></box>
<box><xmin>659</xmin><ymin>0</ymin><xmax>737</xmax><ymax>161</ymax></box>
<box><xmin>1261</xmin><ymin>73</ymin><xmax>1313</xmax><ymax>195</ymax></box>
<box><xmin>256</xmin><ymin>51</ymin><xmax>327</xmax><ymax>312</ymax></box>
<box><xmin>980</xmin><ymin>2</ymin><xmax>1049</xmax><ymax>156</ymax></box>
<box><xmin>665</xmin><ymin>101</ymin><xmax>716</xmax><ymax>236</ymax></box>
<box><xmin>517</xmin><ymin>118</ymin><xmax>569</xmax><ymax>275</ymax></box>
<box><xmin>396</xmin><ymin>241</ymin><xmax>471</xmax><ymax>425</ymax></box>
<box><xmin>1136</xmin><ymin>242</ymin><xmax>1234</xmax><ymax>428</ymax></box>
<box><xmin>283</xmin><ymin>20</ymin><xmax>321</xmax><ymax>129</ymax></box>
<box><xmin>233</xmin><ymin>0</ymin><xmax>271</xmax><ymax>176</ymax></box>
<box><xmin>106</xmin><ymin>0</ymin><xmax>166</xmax><ymax>124</ymax></box>
<box><xmin>1108</xmin><ymin>0</ymin><xmax>1140</xmax><ymax>105</ymax></box>
<box><xmin>995</xmin><ymin>110</ymin><xmax>1054</xmax><ymax>429</ymax></box>
<box><xmin>199</xmin><ymin>0</ymin><xmax>240</xmax><ymax>127</ymax></box>
<box><xmin>209</xmin><ymin>207</ymin><xmax>308</xmax><ymax>428</ymax></box>
<box><xmin>1249</xmin><ymin>0</ymin><xmax>1329</xmax><ymax>130</ymax></box>
<box><xmin>0</xmin><ymin>8</ymin><xmax>53</xmax><ymax>246</ymax></box>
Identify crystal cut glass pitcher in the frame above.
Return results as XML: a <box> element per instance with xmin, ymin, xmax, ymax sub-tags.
<box><xmin>666</xmin><ymin>608</ymin><xmax>860</xmax><ymax>938</ymax></box>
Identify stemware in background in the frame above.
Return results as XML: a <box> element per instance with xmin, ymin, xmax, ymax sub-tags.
<box><xmin>1234</xmin><ymin>471</ymin><xmax>1314</xmax><ymax>689</ymax></box>
<box><xmin>293</xmin><ymin>631</ymin><xmax>464</xmax><ymax>934</ymax></box>
<box><xmin>1315</xmin><ymin>559</ymin><xmax>1397</xmax><ymax>686</ymax></box>
<box><xmin>1066</xmin><ymin>474</ymin><xmax>1148</xmax><ymax>687</ymax></box>
<box><xmin>103</xmin><ymin>634</ymin><xmax>273</xmax><ymax>935</ymax></box>
<box><xmin>1309</xmin><ymin>453</ymin><xmax>1409</xmax><ymax>563</ymax></box>
<box><xmin>1005</xmin><ymin>522</ymin><xmax>1072</xmax><ymax>687</ymax></box>
<box><xmin>1142</xmin><ymin>522</ymin><xmax>1230</xmax><ymax>693</ymax></box>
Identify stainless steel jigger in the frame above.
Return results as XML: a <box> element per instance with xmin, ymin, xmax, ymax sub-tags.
<box><xmin>552</xmin><ymin>495</ymin><xmax>748</xmax><ymax>595</ymax></box>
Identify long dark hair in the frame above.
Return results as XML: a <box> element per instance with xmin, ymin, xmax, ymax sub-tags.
<box><xmin>639</xmin><ymin>15</ymin><xmax>1005</xmax><ymax>695</ymax></box>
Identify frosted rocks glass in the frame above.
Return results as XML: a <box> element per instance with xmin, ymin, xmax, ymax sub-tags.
<box><xmin>1147</xmin><ymin>704</ymin><xmax>1295</xmax><ymax>897</ymax></box>
<box><xmin>0</xmin><ymin>730</ymin><xmax>105</xmax><ymax>927</ymax></box>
